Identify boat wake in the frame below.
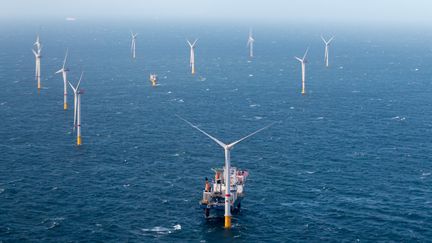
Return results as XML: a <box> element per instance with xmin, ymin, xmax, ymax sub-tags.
<box><xmin>140</xmin><ymin>224</ymin><xmax>181</xmax><ymax>236</ymax></box>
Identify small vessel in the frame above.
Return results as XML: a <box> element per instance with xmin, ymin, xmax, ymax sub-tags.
<box><xmin>149</xmin><ymin>74</ymin><xmax>157</xmax><ymax>86</ymax></box>
<box><xmin>200</xmin><ymin>167</ymin><xmax>249</xmax><ymax>218</ymax></box>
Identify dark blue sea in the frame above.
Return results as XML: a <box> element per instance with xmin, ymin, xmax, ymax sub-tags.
<box><xmin>1</xmin><ymin>21</ymin><xmax>432</xmax><ymax>242</ymax></box>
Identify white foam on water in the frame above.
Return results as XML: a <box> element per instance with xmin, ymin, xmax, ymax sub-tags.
<box><xmin>249</xmin><ymin>74</ymin><xmax>254</xmax><ymax>77</ymax></box>
<box><xmin>391</xmin><ymin>116</ymin><xmax>406</xmax><ymax>121</ymax></box>
<box><xmin>254</xmin><ymin>116</ymin><xmax>263</xmax><ymax>120</ymax></box>
<box><xmin>173</xmin><ymin>224</ymin><xmax>181</xmax><ymax>230</ymax></box>
<box><xmin>249</xmin><ymin>104</ymin><xmax>260</xmax><ymax>108</ymax></box>
<box><xmin>0</xmin><ymin>188</ymin><xmax>4</xmax><ymax>194</ymax></box>
<box><xmin>317</xmin><ymin>117</ymin><xmax>324</xmax><ymax>120</ymax></box>
<box><xmin>42</xmin><ymin>217</ymin><xmax>65</xmax><ymax>230</ymax></box>
<box><xmin>141</xmin><ymin>224</ymin><xmax>181</xmax><ymax>235</ymax></box>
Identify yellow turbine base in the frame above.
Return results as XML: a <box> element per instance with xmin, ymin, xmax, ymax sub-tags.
<box><xmin>77</xmin><ymin>136</ymin><xmax>82</xmax><ymax>146</ymax></box>
<box><xmin>64</xmin><ymin>103</ymin><xmax>68</xmax><ymax>110</ymax></box>
<box><xmin>224</xmin><ymin>216</ymin><xmax>232</xmax><ymax>229</ymax></box>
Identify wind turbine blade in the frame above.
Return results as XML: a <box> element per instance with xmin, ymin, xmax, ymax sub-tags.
<box><xmin>62</xmin><ymin>48</ymin><xmax>68</xmax><ymax>69</ymax></box>
<box><xmin>32</xmin><ymin>49</ymin><xmax>37</xmax><ymax>56</ymax></box>
<box><xmin>76</xmin><ymin>72</ymin><xmax>84</xmax><ymax>90</ymax></box>
<box><xmin>321</xmin><ymin>35</ymin><xmax>326</xmax><ymax>43</ymax></box>
<box><xmin>328</xmin><ymin>36</ymin><xmax>335</xmax><ymax>43</ymax></box>
<box><xmin>176</xmin><ymin>115</ymin><xmax>227</xmax><ymax>149</ymax></box>
<box><xmin>55</xmin><ymin>69</ymin><xmax>63</xmax><ymax>74</ymax></box>
<box><xmin>228</xmin><ymin>122</ymin><xmax>275</xmax><ymax>148</ymax></box>
<box><xmin>187</xmin><ymin>40</ymin><xmax>192</xmax><ymax>47</ymax></box>
<box><xmin>303</xmin><ymin>48</ymin><xmax>309</xmax><ymax>60</ymax></box>
<box><xmin>192</xmin><ymin>39</ymin><xmax>198</xmax><ymax>47</ymax></box>
<box><xmin>294</xmin><ymin>56</ymin><xmax>303</xmax><ymax>62</ymax></box>
<box><xmin>68</xmin><ymin>81</ymin><xmax>76</xmax><ymax>92</ymax></box>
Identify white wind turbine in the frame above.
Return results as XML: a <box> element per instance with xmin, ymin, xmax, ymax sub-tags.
<box><xmin>321</xmin><ymin>36</ymin><xmax>335</xmax><ymax>67</ymax></box>
<box><xmin>131</xmin><ymin>31</ymin><xmax>138</xmax><ymax>59</ymax></box>
<box><xmin>68</xmin><ymin>72</ymin><xmax>83</xmax><ymax>146</ymax></box>
<box><xmin>32</xmin><ymin>46</ymin><xmax>42</xmax><ymax>91</ymax></box>
<box><xmin>187</xmin><ymin>39</ymin><xmax>198</xmax><ymax>74</ymax></box>
<box><xmin>177</xmin><ymin>115</ymin><xmax>274</xmax><ymax>229</ymax></box>
<box><xmin>295</xmin><ymin>48</ymin><xmax>309</xmax><ymax>95</ymax></box>
<box><xmin>56</xmin><ymin>49</ymin><xmax>70</xmax><ymax>110</ymax></box>
<box><xmin>34</xmin><ymin>34</ymin><xmax>41</xmax><ymax>52</ymax></box>
<box><xmin>246</xmin><ymin>28</ymin><xmax>255</xmax><ymax>58</ymax></box>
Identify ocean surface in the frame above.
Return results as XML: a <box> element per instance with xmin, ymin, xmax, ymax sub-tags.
<box><xmin>1</xmin><ymin>21</ymin><xmax>432</xmax><ymax>242</ymax></box>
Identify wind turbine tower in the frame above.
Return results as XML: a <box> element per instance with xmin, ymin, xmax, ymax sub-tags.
<box><xmin>56</xmin><ymin>49</ymin><xmax>70</xmax><ymax>110</ymax></box>
<box><xmin>295</xmin><ymin>48</ymin><xmax>309</xmax><ymax>95</ymax></box>
<box><xmin>131</xmin><ymin>32</ymin><xmax>138</xmax><ymax>59</ymax></box>
<box><xmin>32</xmin><ymin>47</ymin><xmax>42</xmax><ymax>91</ymax></box>
<box><xmin>69</xmin><ymin>72</ymin><xmax>84</xmax><ymax>146</ymax></box>
<box><xmin>187</xmin><ymin>39</ymin><xmax>197</xmax><ymax>74</ymax></box>
<box><xmin>321</xmin><ymin>36</ymin><xmax>335</xmax><ymax>67</ymax></box>
<box><xmin>247</xmin><ymin>28</ymin><xmax>255</xmax><ymax>58</ymax></box>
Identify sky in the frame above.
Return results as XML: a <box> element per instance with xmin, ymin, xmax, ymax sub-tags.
<box><xmin>1</xmin><ymin>0</ymin><xmax>431</xmax><ymax>26</ymax></box>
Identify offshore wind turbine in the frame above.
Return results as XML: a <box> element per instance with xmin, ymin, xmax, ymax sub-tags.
<box><xmin>177</xmin><ymin>115</ymin><xmax>274</xmax><ymax>229</ymax></box>
<box><xmin>187</xmin><ymin>39</ymin><xmax>197</xmax><ymax>74</ymax></box>
<box><xmin>131</xmin><ymin>31</ymin><xmax>138</xmax><ymax>59</ymax></box>
<box><xmin>68</xmin><ymin>72</ymin><xmax>83</xmax><ymax>145</ymax></box>
<box><xmin>34</xmin><ymin>34</ymin><xmax>41</xmax><ymax>51</ymax></box>
<box><xmin>321</xmin><ymin>36</ymin><xmax>334</xmax><ymax>67</ymax></box>
<box><xmin>295</xmin><ymin>48</ymin><xmax>309</xmax><ymax>95</ymax></box>
<box><xmin>55</xmin><ymin>49</ymin><xmax>70</xmax><ymax>110</ymax></box>
<box><xmin>32</xmin><ymin>46</ymin><xmax>42</xmax><ymax>91</ymax></box>
<box><xmin>246</xmin><ymin>28</ymin><xmax>255</xmax><ymax>58</ymax></box>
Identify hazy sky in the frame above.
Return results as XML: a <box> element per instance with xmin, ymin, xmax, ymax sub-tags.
<box><xmin>1</xmin><ymin>0</ymin><xmax>431</xmax><ymax>26</ymax></box>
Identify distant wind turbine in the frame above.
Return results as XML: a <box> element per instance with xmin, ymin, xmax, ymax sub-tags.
<box><xmin>68</xmin><ymin>72</ymin><xmax>84</xmax><ymax>146</ymax></box>
<box><xmin>32</xmin><ymin>46</ymin><xmax>42</xmax><ymax>91</ymax></box>
<box><xmin>56</xmin><ymin>49</ymin><xmax>70</xmax><ymax>110</ymax></box>
<box><xmin>246</xmin><ymin>28</ymin><xmax>255</xmax><ymax>58</ymax></box>
<box><xmin>131</xmin><ymin>31</ymin><xmax>138</xmax><ymax>59</ymax></box>
<box><xmin>187</xmin><ymin>39</ymin><xmax>197</xmax><ymax>74</ymax></box>
<box><xmin>34</xmin><ymin>34</ymin><xmax>41</xmax><ymax>51</ymax></box>
<box><xmin>69</xmin><ymin>72</ymin><xmax>83</xmax><ymax>130</ymax></box>
<box><xmin>295</xmin><ymin>48</ymin><xmax>309</xmax><ymax>95</ymax></box>
<box><xmin>321</xmin><ymin>36</ymin><xmax>335</xmax><ymax>67</ymax></box>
